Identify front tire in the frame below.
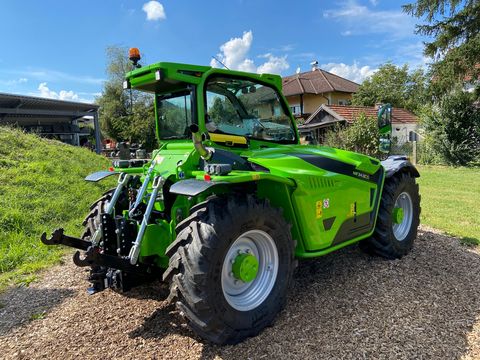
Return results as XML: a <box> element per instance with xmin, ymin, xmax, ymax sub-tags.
<box><xmin>360</xmin><ymin>171</ymin><xmax>421</xmax><ymax>259</ymax></box>
<box><xmin>81</xmin><ymin>189</ymin><xmax>113</xmax><ymax>241</ymax></box>
<box><xmin>163</xmin><ymin>195</ymin><xmax>295</xmax><ymax>344</ymax></box>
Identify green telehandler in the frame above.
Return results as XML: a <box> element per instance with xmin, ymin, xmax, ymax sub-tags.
<box><xmin>41</xmin><ymin>49</ymin><xmax>420</xmax><ymax>344</ymax></box>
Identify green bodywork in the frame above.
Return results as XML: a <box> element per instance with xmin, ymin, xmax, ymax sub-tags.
<box><xmin>113</xmin><ymin>62</ymin><xmax>387</xmax><ymax>268</ymax></box>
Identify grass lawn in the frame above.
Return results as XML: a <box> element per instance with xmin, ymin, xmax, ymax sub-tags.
<box><xmin>0</xmin><ymin>127</ymin><xmax>114</xmax><ymax>291</ymax></box>
<box><xmin>416</xmin><ymin>165</ymin><xmax>480</xmax><ymax>245</ymax></box>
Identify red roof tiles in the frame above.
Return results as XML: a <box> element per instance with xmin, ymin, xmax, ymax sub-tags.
<box><xmin>306</xmin><ymin>104</ymin><xmax>418</xmax><ymax>124</ymax></box>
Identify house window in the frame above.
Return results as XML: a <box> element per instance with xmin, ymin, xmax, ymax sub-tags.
<box><xmin>290</xmin><ymin>104</ymin><xmax>301</xmax><ymax>115</ymax></box>
<box><xmin>338</xmin><ymin>99</ymin><xmax>347</xmax><ymax>105</ymax></box>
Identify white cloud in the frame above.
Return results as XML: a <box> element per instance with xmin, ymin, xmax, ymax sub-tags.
<box><xmin>257</xmin><ymin>53</ymin><xmax>289</xmax><ymax>74</ymax></box>
<box><xmin>394</xmin><ymin>41</ymin><xmax>431</xmax><ymax>69</ymax></box>
<box><xmin>324</xmin><ymin>0</ymin><xmax>415</xmax><ymax>38</ymax></box>
<box><xmin>291</xmin><ymin>52</ymin><xmax>317</xmax><ymax>61</ymax></box>
<box><xmin>269</xmin><ymin>44</ymin><xmax>295</xmax><ymax>52</ymax></box>
<box><xmin>0</xmin><ymin>68</ymin><xmax>104</xmax><ymax>85</ymax></box>
<box><xmin>210</xmin><ymin>31</ymin><xmax>290</xmax><ymax>75</ymax></box>
<box><xmin>37</xmin><ymin>82</ymin><xmax>81</xmax><ymax>101</ymax></box>
<box><xmin>142</xmin><ymin>1</ymin><xmax>166</xmax><ymax>21</ymax></box>
<box><xmin>211</xmin><ymin>31</ymin><xmax>256</xmax><ymax>72</ymax></box>
<box><xmin>0</xmin><ymin>77</ymin><xmax>28</xmax><ymax>86</ymax></box>
<box><xmin>321</xmin><ymin>62</ymin><xmax>377</xmax><ymax>83</ymax></box>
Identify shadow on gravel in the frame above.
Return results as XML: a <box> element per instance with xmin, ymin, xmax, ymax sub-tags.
<box><xmin>0</xmin><ymin>287</ymin><xmax>74</xmax><ymax>336</ymax></box>
<box><xmin>130</xmin><ymin>229</ymin><xmax>480</xmax><ymax>359</ymax></box>
<box><xmin>120</xmin><ymin>280</ymin><xmax>170</xmax><ymax>302</ymax></box>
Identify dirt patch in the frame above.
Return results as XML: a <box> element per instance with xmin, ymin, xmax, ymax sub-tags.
<box><xmin>1</xmin><ymin>228</ymin><xmax>479</xmax><ymax>359</ymax></box>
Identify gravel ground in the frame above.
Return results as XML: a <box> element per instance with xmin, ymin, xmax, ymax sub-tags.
<box><xmin>1</xmin><ymin>227</ymin><xmax>480</xmax><ymax>360</ymax></box>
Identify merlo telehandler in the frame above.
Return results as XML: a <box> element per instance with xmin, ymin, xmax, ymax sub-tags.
<box><xmin>42</xmin><ymin>49</ymin><xmax>420</xmax><ymax>344</ymax></box>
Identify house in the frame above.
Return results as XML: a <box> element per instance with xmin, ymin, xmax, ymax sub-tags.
<box><xmin>298</xmin><ymin>104</ymin><xmax>419</xmax><ymax>145</ymax></box>
<box><xmin>282</xmin><ymin>65</ymin><xmax>359</xmax><ymax>120</ymax></box>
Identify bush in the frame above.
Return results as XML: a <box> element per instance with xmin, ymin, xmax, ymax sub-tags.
<box><xmin>420</xmin><ymin>90</ymin><xmax>480</xmax><ymax>166</ymax></box>
<box><xmin>323</xmin><ymin>113</ymin><xmax>380</xmax><ymax>157</ymax></box>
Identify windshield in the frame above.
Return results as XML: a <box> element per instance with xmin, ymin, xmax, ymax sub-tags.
<box><xmin>205</xmin><ymin>76</ymin><xmax>297</xmax><ymax>143</ymax></box>
<box><xmin>156</xmin><ymin>90</ymin><xmax>192</xmax><ymax>140</ymax></box>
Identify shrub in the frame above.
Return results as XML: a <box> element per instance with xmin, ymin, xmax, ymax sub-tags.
<box><xmin>323</xmin><ymin>113</ymin><xmax>380</xmax><ymax>157</ymax></box>
<box><xmin>420</xmin><ymin>90</ymin><xmax>480</xmax><ymax>166</ymax></box>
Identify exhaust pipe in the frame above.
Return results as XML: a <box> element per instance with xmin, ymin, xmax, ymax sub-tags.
<box><xmin>189</xmin><ymin>124</ymin><xmax>212</xmax><ymax>160</ymax></box>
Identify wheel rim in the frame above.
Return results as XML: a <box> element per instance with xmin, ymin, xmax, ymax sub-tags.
<box><xmin>392</xmin><ymin>191</ymin><xmax>413</xmax><ymax>241</ymax></box>
<box><xmin>221</xmin><ymin>230</ymin><xmax>279</xmax><ymax>312</ymax></box>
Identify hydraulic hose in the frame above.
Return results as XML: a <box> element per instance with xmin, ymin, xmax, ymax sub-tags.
<box><xmin>190</xmin><ymin>124</ymin><xmax>212</xmax><ymax>160</ymax></box>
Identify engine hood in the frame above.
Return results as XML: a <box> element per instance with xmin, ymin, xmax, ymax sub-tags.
<box><xmin>242</xmin><ymin>145</ymin><xmax>381</xmax><ymax>177</ymax></box>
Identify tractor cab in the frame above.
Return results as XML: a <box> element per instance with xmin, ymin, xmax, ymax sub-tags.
<box><xmin>124</xmin><ymin>60</ymin><xmax>300</xmax><ymax>151</ymax></box>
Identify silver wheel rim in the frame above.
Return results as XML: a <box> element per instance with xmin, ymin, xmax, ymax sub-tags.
<box><xmin>392</xmin><ymin>191</ymin><xmax>413</xmax><ymax>241</ymax></box>
<box><xmin>221</xmin><ymin>230</ymin><xmax>279</xmax><ymax>312</ymax></box>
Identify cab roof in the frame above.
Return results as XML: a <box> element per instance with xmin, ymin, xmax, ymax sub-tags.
<box><xmin>125</xmin><ymin>61</ymin><xmax>283</xmax><ymax>94</ymax></box>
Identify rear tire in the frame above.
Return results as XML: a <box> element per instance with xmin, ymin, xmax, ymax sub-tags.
<box><xmin>360</xmin><ymin>171</ymin><xmax>420</xmax><ymax>259</ymax></box>
<box><xmin>163</xmin><ymin>195</ymin><xmax>295</xmax><ymax>344</ymax></box>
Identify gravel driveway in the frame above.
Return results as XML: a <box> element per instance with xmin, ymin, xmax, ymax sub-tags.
<box><xmin>1</xmin><ymin>227</ymin><xmax>479</xmax><ymax>360</ymax></box>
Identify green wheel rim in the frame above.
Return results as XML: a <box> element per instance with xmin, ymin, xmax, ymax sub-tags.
<box><xmin>392</xmin><ymin>192</ymin><xmax>413</xmax><ymax>241</ymax></box>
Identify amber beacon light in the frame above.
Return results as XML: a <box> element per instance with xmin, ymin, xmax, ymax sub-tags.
<box><xmin>129</xmin><ymin>48</ymin><xmax>141</xmax><ymax>67</ymax></box>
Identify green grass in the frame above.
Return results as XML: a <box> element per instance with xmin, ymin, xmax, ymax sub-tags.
<box><xmin>0</xmin><ymin>127</ymin><xmax>114</xmax><ymax>291</ymax></box>
<box><xmin>30</xmin><ymin>311</ymin><xmax>46</xmax><ymax>321</ymax></box>
<box><xmin>416</xmin><ymin>165</ymin><xmax>480</xmax><ymax>245</ymax></box>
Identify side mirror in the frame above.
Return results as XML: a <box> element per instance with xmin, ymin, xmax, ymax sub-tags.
<box><xmin>377</xmin><ymin>104</ymin><xmax>392</xmax><ymax>154</ymax></box>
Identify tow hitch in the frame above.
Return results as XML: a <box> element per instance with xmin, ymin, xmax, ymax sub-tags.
<box><xmin>41</xmin><ymin>228</ymin><xmax>161</xmax><ymax>293</ymax></box>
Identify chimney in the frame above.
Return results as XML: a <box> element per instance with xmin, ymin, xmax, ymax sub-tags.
<box><xmin>310</xmin><ymin>60</ymin><xmax>318</xmax><ymax>71</ymax></box>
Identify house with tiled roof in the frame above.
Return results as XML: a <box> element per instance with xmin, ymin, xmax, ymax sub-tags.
<box><xmin>282</xmin><ymin>65</ymin><xmax>359</xmax><ymax>120</ymax></box>
<box><xmin>299</xmin><ymin>104</ymin><xmax>419</xmax><ymax>145</ymax></box>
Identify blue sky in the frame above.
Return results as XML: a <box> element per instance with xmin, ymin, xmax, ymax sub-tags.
<box><xmin>0</xmin><ymin>0</ymin><xmax>427</xmax><ymax>103</ymax></box>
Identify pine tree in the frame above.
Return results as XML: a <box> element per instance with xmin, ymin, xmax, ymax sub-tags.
<box><xmin>403</xmin><ymin>0</ymin><xmax>480</xmax><ymax>96</ymax></box>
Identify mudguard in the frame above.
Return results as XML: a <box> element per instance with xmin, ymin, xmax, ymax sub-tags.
<box><xmin>85</xmin><ymin>170</ymin><xmax>118</xmax><ymax>182</ymax></box>
<box><xmin>169</xmin><ymin>179</ymin><xmax>228</xmax><ymax>196</ymax></box>
<box><xmin>381</xmin><ymin>155</ymin><xmax>420</xmax><ymax>178</ymax></box>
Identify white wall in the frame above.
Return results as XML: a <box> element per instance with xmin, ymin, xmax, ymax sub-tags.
<box><xmin>392</xmin><ymin>123</ymin><xmax>419</xmax><ymax>145</ymax></box>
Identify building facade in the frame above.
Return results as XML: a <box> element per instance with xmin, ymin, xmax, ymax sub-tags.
<box><xmin>282</xmin><ymin>67</ymin><xmax>360</xmax><ymax>121</ymax></box>
<box><xmin>298</xmin><ymin>104</ymin><xmax>419</xmax><ymax>145</ymax></box>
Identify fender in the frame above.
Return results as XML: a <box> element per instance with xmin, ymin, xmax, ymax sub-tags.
<box><xmin>381</xmin><ymin>155</ymin><xmax>420</xmax><ymax>178</ymax></box>
<box><xmin>169</xmin><ymin>179</ymin><xmax>228</xmax><ymax>196</ymax></box>
<box><xmin>85</xmin><ymin>170</ymin><xmax>119</xmax><ymax>182</ymax></box>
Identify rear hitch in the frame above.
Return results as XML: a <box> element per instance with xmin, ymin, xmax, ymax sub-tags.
<box><xmin>41</xmin><ymin>228</ymin><xmax>90</xmax><ymax>250</ymax></box>
<box><xmin>41</xmin><ymin>228</ymin><xmax>162</xmax><ymax>294</ymax></box>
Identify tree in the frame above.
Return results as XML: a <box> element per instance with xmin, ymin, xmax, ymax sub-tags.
<box><xmin>403</xmin><ymin>0</ymin><xmax>480</xmax><ymax>96</ymax></box>
<box><xmin>352</xmin><ymin>63</ymin><xmax>428</xmax><ymax>113</ymax></box>
<box><xmin>208</xmin><ymin>96</ymin><xmax>238</xmax><ymax>124</ymax></box>
<box><xmin>323</xmin><ymin>113</ymin><xmax>380</xmax><ymax>158</ymax></box>
<box><xmin>420</xmin><ymin>88</ymin><xmax>480</xmax><ymax>166</ymax></box>
<box><xmin>96</xmin><ymin>46</ymin><xmax>157</xmax><ymax>150</ymax></box>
